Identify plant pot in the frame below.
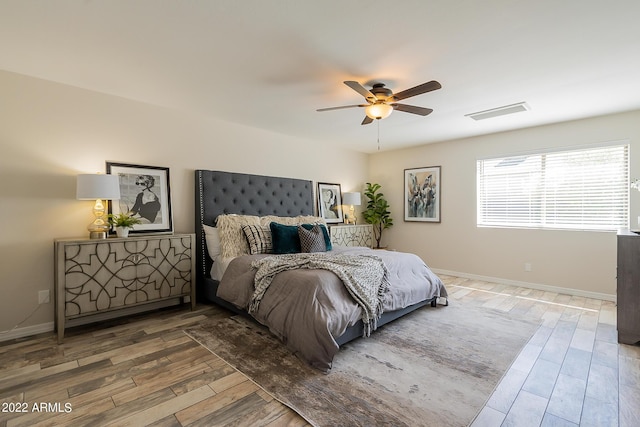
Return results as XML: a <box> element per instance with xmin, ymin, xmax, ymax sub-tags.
<box><xmin>115</xmin><ymin>227</ymin><xmax>130</xmax><ymax>238</ymax></box>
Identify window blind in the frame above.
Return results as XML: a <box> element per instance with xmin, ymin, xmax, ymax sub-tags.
<box><xmin>477</xmin><ymin>143</ymin><xmax>629</xmax><ymax>231</ymax></box>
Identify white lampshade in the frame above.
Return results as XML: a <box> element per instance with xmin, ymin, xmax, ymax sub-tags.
<box><xmin>365</xmin><ymin>103</ymin><xmax>393</xmax><ymax>120</ymax></box>
<box><xmin>76</xmin><ymin>174</ymin><xmax>121</xmax><ymax>200</ymax></box>
<box><xmin>343</xmin><ymin>192</ymin><xmax>361</xmax><ymax>206</ymax></box>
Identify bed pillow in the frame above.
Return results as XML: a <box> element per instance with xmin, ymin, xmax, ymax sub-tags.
<box><xmin>202</xmin><ymin>224</ymin><xmax>221</xmax><ymax>259</ymax></box>
<box><xmin>295</xmin><ymin>215</ymin><xmax>327</xmax><ymax>227</ymax></box>
<box><xmin>298</xmin><ymin>224</ymin><xmax>327</xmax><ymax>253</ymax></box>
<box><xmin>216</xmin><ymin>214</ymin><xmax>261</xmax><ymax>258</ymax></box>
<box><xmin>259</xmin><ymin>215</ymin><xmax>327</xmax><ymax>227</ymax></box>
<box><xmin>242</xmin><ymin>224</ymin><xmax>273</xmax><ymax>254</ymax></box>
<box><xmin>300</xmin><ymin>223</ymin><xmax>332</xmax><ymax>251</ymax></box>
<box><xmin>270</xmin><ymin>222</ymin><xmax>302</xmax><ymax>254</ymax></box>
<box><xmin>260</xmin><ymin>215</ymin><xmax>299</xmax><ymax>226</ymax></box>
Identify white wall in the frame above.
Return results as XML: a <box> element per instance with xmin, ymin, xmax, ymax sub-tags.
<box><xmin>369</xmin><ymin>110</ymin><xmax>640</xmax><ymax>300</ymax></box>
<box><xmin>0</xmin><ymin>70</ymin><xmax>368</xmax><ymax>337</ymax></box>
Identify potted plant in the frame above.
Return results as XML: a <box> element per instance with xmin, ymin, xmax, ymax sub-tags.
<box><xmin>363</xmin><ymin>182</ymin><xmax>393</xmax><ymax>249</ymax></box>
<box><xmin>108</xmin><ymin>213</ymin><xmax>141</xmax><ymax>238</ymax></box>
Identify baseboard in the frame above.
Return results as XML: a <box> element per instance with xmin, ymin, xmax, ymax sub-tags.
<box><xmin>0</xmin><ymin>298</ymin><xmax>186</xmax><ymax>343</ymax></box>
<box><xmin>0</xmin><ymin>322</ymin><xmax>54</xmax><ymax>342</ymax></box>
<box><xmin>432</xmin><ymin>268</ymin><xmax>617</xmax><ymax>303</ymax></box>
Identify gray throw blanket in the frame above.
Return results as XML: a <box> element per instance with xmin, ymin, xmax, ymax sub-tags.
<box><xmin>249</xmin><ymin>253</ymin><xmax>390</xmax><ymax>336</ymax></box>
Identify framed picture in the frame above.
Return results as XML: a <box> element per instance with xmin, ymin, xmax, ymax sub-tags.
<box><xmin>106</xmin><ymin>162</ymin><xmax>173</xmax><ymax>234</ymax></box>
<box><xmin>317</xmin><ymin>182</ymin><xmax>344</xmax><ymax>223</ymax></box>
<box><xmin>404</xmin><ymin>166</ymin><xmax>441</xmax><ymax>223</ymax></box>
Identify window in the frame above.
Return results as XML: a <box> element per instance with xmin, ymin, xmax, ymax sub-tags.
<box><xmin>477</xmin><ymin>143</ymin><xmax>629</xmax><ymax>231</ymax></box>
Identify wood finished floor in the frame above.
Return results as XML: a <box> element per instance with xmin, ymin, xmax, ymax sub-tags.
<box><xmin>0</xmin><ymin>276</ymin><xmax>638</xmax><ymax>426</ymax></box>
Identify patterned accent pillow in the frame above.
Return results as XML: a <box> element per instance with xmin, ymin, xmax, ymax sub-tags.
<box><xmin>298</xmin><ymin>224</ymin><xmax>327</xmax><ymax>253</ymax></box>
<box><xmin>242</xmin><ymin>225</ymin><xmax>273</xmax><ymax>254</ymax></box>
<box><xmin>302</xmin><ymin>223</ymin><xmax>332</xmax><ymax>251</ymax></box>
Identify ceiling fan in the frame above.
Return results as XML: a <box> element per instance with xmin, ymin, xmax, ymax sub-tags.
<box><xmin>317</xmin><ymin>80</ymin><xmax>442</xmax><ymax>125</ymax></box>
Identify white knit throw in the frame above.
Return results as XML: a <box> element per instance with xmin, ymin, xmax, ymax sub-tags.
<box><xmin>249</xmin><ymin>253</ymin><xmax>390</xmax><ymax>337</ymax></box>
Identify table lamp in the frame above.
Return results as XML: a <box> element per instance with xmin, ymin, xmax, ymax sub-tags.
<box><xmin>342</xmin><ymin>192</ymin><xmax>361</xmax><ymax>225</ymax></box>
<box><xmin>76</xmin><ymin>174</ymin><xmax>121</xmax><ymax>239</ymax></box>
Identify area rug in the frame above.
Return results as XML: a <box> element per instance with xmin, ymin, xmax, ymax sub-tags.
<box><xmin>185</xmin><ymin>300</ymin><xmax>539</xmax><ymax>427</ymax></box>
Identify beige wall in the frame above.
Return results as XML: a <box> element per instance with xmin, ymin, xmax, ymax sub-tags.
<box><xmin>0</xmin><ymin>70</ymin><xmax>368</xmax><ymax>336</ymax></box>
<box><xmin>2</xmin><ymin>67</ymin><xmax>637</xmax><ymax>338</ymax></box>
<box><xmin>369</xmin><ymin>110</ymin><xmax>640</xmax><ymax>300</ymax></box>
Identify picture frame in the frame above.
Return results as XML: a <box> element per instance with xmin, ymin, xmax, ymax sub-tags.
<box><xmin>404</xmin><ymin>166</ymin><xmax>441</xmax><ymax>223</ymax></box>
<box><xmin>317</xmin><ymin>182</ymin><xmax>344</xmax><ymax>223</ymax></box>
<box><xmin>106</xmin><ymin>162</ymin><xmax>173</xmax><ymax>234</ymax></box>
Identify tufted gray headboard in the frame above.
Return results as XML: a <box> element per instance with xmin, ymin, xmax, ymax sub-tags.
<box><xmin>194</xmin><ymin>170</ymin><xmax>315</xmax><ymax>296</ymax></box>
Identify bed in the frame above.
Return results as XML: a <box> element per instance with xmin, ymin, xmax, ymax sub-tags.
<box><xmin>195</xmin><ymin>169</ymin><xmax>447</xmax><ymax>371</ymax></box>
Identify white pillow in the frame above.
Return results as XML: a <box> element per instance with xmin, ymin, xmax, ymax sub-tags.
<box><xmin>202</xmin><ymin>224</ymin><xmax>221</xmax><ymax>260</ymax></box>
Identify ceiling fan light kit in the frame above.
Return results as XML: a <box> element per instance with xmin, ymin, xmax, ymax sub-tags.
<box><xmin>365</xmin><ymin>103</ymin><xmax>394</xmax><ymax>120</ymax></box>
<box><xmin>318</xmin><ymin>80</ymin><xmax>441</xmax><ymax>125</ymax></box>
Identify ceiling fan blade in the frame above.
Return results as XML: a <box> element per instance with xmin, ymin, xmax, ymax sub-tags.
<box><xmin>391</xmin><ymin>80</ymin><xmax>441</xmax><ymax>101</ymax></box>
<box><xmin>392</xmin><ymin>103</ymin><xmax>434</xmax><ymax>116</ymax></box>
<box><xmin>361</xmin><ymin>116</ymin><xmax>374</xmax><ymax>125</ymax></box>
<box><xmin>317</xmin><ymin>104</ymin><xmax>367</xmax><ymax>112</ymax></box>
<box><xmin>344</xmin><ymin>81</ymin><xmax>377</xmax><ymax>101</ymax></box>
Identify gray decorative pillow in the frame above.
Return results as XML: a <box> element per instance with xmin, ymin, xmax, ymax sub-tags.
<box><xmin>242</xmin><ymin>225</ymin><xmax>273</xmax><ymax>254</ymax></box>
<box><xmin>298</xmin><ymin>224</ymin><xmax>327</xmax><ymax>253</ymax></box>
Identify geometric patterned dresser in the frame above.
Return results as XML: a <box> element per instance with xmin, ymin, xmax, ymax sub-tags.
<box><xmin>329</xmin><ymin>224</ymin><xmax>374</xmax><ymax>248</ymax></box>
<box><xmin>54</xmin><ymin>234</ymin><xmax>195</xmax><ymax>342</ymax></box>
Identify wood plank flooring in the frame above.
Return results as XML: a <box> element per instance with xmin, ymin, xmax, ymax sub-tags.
<box><xmin>0</xmin><ymin>306</ymin><xmax>309</xmax><ymax>427</ymax></box>
<box><xmin>0</xmin><ymin>276</ymin><xmax>638</xmax><ymax>426</ymax></box>
<box><xmin>439</xmin><ymin>275</ymin><xmax>640</xmax><ymax>427</ymax></box>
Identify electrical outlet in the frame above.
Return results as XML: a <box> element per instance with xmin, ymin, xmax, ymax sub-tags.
<box><xmin>524</xmin><ymin>262</ymin><xmax>532</xmax><ymax>272</ymax></box>
<box><xmin>38</xmin><ymin>290</ymin><xmax>50</xmax><ymax>304</ymax></box>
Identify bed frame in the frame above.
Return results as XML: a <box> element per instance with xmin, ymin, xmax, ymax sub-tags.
<box><xmin>194</xmin><ymin>169</ymin><xmax>437</xmax><ymax>345</ymax></box>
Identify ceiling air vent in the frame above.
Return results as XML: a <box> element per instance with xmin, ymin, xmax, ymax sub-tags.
<box><xmin>465</xmin><ymin>102</ymin><xmax>530</xmax><ymax>121</ymax></box>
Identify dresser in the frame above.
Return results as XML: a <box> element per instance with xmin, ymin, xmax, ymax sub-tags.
<box><xmin>329</xmin><ymin>224</ymin><xmax>374</xmax><ymax>248</ymax></box>
<box><xmin>54</xmin><ymin>234</ymin><xmax>195</xmax><ymax>342</ymax></box>
<box><xmin>616</xmin><ymin>229</ymin><xmax>640</xmax><ymax>344</ymax></box>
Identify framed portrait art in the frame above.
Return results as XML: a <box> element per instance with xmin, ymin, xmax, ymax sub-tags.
<box><xmin>404</xmin><ymin>166</ymin><xmax>441</xmax><ymax>223</ymax></box>
<box><xmin>317</xmin><ymin>182</ymin><xmax>344</xmax><ymax>223</ymax></box>
<box><xmin>106</xmin><ymin>162</ymin><xmax>173</xmax><ymax>234</ymax></box>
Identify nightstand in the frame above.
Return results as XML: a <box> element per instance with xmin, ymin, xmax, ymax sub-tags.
<box><xmin>54</xmin><ymin>233</ymin><xmax>195</xmax><ymax>342</ymax></box>
<box><xmin>329</xmin><ymin>224</ymin><xmax>374</xmax><ymax>248</ymax></box>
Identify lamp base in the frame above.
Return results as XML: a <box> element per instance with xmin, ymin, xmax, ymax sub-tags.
<box><xmin>87</xmin><ymin>198</ymin><xmax>110</xmax><ymax>239</ymax></box>
<box><xmin>347</xmin><ymin>206</ymin><xmax>357</xmax><ymax>225</ymax></box>
<box><xmin>88</xmin><ymin>220</ymin><xmax>110</xmax><ymax>240</ymax></box>
<box><xmin>89</xmin><ymin>231</ymin><xmax>108</xmax><ymax>239</ymax></box>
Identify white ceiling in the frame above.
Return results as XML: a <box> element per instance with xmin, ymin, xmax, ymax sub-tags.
<box><xmin>1</xmin><ymin>1</ymin><xmax>639</xmax><ymax>153</ymax></box>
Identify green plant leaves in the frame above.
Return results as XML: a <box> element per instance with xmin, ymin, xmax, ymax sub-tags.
<box><xmin>363</xmin><ymin>182</ymin><xmax>393</xmax><ymax>248</ymax></box>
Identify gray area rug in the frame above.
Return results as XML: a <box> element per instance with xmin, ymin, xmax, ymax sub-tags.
<box><xmin>185</xmin><ymin>300</ymin><xmax>539</xmax><ymax>427</ymax></box>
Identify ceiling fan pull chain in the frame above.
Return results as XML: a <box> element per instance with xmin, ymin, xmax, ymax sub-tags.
<box><xmin>377</xmin><ymin>119</ymin><xmax>381</xmax><ymax>151</ymax></box>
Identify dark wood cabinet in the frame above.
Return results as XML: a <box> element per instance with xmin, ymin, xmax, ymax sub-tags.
<box><xmin>617</xmin><ymin>229</ymin><xmax>640</xmax><ymax>344</ymax></box>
